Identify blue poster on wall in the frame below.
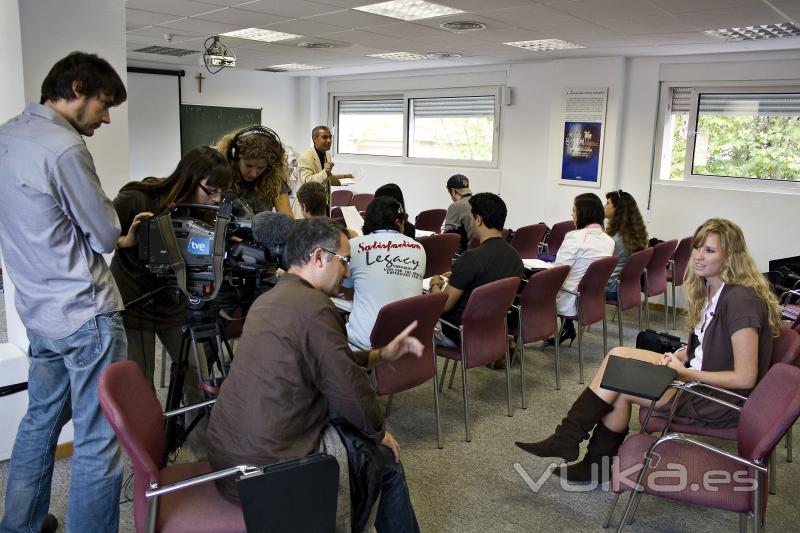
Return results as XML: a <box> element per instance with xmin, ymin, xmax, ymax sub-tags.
<box><xmin>561</xmin><ymin>122</ymin><xmax>602</xmax><ymax>183</ymax></box>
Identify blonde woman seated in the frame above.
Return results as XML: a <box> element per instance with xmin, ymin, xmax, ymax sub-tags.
<box><xmin>516</xmin><ymin>218</ymin><xmax>780</xmax><ymax>482</ymax></box>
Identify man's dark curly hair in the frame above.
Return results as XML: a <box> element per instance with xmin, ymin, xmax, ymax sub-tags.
<box><xmin>40</xmin><ymin>51</ymin><xmax>126</xmax><ymax>106</ymax></box>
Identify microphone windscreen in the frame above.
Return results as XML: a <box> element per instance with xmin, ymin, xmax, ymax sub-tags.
<box><xmin>252</xmin><ymin>211</ymin><xmax>295</xmax><ymax>249</ymax></box>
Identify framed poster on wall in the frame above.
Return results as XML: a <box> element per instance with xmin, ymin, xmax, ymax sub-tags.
<box><xmin>560</xmin><ymin>88</ymin><xmax>608</xmax><ymax>187</ymax></box>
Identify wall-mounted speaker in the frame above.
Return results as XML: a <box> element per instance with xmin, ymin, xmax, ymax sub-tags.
<box><xmin>502</xmin><ymin>86</ymin><xmax>512</xmax><ymax>106</ymax></box>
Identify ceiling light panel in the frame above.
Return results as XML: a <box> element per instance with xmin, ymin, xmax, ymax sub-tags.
<box><xmin>503</xmin><ymin>39</ymin><xmax>586</xmax><ymax>51</ymax></box>
<box><xmin>221</xmin><ymin>28</ymin><xmax>302</xmax><ymax>42</ymax></box>
<box><xmin>704</xmin><ymin>23</ymin><xmax>800</xmax><ymax>41</ymax></box>
<box><xmin>266</xmin><ymin>63</ymin><xmax>323</xmax><ymax>71</ymax></box>
<box><xmin>354</xmin><ymin>0</ymin><xmax>464</xmax><ymax>21</ymax></box>
<box><xmin>367</xmin><ymin>51</ymin><xmax>427</xmax><ymax>60</ymax></box>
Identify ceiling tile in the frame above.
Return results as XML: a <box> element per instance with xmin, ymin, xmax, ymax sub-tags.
<box><xmin>365</xmin><ymin>22</ymin><xmax>455</xmax><ymax>40</ymax></box>
<box><xmin>236</xmin><ymin>0</ymin><xmax>343</xmax><ymax>18</ymax></box>
<box><xmin>263</xmin><ymin>18</ymin><xmax>346</xmax><ymax>36</ymax></box>
<box><xmin>517</xmin><ymin>20</ymin><xmax>619</xmax><ymax>42</ymax></box>
<box><xmin>649</xmin><ymin>0</ymin><xmax>762</xmax><ymax>15</ymax></box>
<box><xmin>771</xmin><ymin>1</ymin><xmax>800</xmax><ymax>20</ymax></box>
<box><xmin>124</xmin><ymin>0</ymin><xmax>221</xmax><ymax>17</ymax></box>
<box><xmin>320</xmin><ymin>29</ymin><xmax>434</xmax><ymax>53</ymax></box>
<box><xmin>433</xmin><ymin>0</ymin><xmax>538</xmax><ymax>11</ymax></box>
<box><xmin>480</xmin><ymin>5</ymin><xmax>589</xmax><ymax>29</ymax></box>
<box><xmin>305</xmin><ymin>0</ymin><xmax>379</xmax><ymax>7</ymax></box>
<box><xmin>303</xmin><ymin>9</ymin><xmax>397</xmax><ymax>29</ymax></box>
<box><xmin>125</xmin><ymin>8</ymin><xmax>184</xmax><ymax>30</ymax></box>
<box><xmin>676</xmin><ymin>5</ymin><xmax>787</xmax><ymax>29</ymax></box>
<box><xmin>127</xmin><ymin>25</ymin><xmax>207</xmax><ymax>42</ymax></box>
<box><xmin>549</xmin><ymin>0</ymin><xmax>665</xmax><ymax>19</ymax></box>
<box><xmin>158</xmin><ymin>17</ymin><xmax>242</xmax><ymax>35</ymax></box>
<box><xmin>596</xmin><ymin>14</ymin><xmax>702</xmax><ymax>35</ymax></box>
<box><xmin>194</xmin><ymin>7</ymin><xmax>290</xmax><ymax>26</ymax></box>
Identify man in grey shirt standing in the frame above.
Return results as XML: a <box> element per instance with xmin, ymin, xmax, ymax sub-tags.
<box><xmin>0</xmin><ymin>52</ymin><xmax>144</xmax><ymax>533</ymax></box>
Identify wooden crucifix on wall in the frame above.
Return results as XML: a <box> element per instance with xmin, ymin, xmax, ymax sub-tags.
<box><xmin>195</xmin><ymin>72</ymin><xmax>205</xmax><ymax>93</ymax></box>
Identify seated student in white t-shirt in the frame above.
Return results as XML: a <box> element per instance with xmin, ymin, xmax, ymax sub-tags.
<box><xmin>343</xmin><ymin>197</ymin><xmax>426</xmax><ymax>350</ymax></box>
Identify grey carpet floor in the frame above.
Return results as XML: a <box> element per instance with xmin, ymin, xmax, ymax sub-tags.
<box><xmin>1</xmin><ymin>306</ymin><xmax>799</xmax><ymax>532</ymax></box>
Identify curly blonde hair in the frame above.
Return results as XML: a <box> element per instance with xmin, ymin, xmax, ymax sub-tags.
<box><xmin>215</xmin><ymin>126</ymin><xmax>289</xmax><ymax>208</ymax></box>
<box><xmin>684</xmin><ymin>218</ymin><xmax>781</xmax><ymax>336</ymax></box>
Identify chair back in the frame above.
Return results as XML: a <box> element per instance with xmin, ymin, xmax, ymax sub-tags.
<box><xmin>771</xmin><ymin>325</ymin><xmax>800</xmax><ymax>366</ymax></box>
<box><xmin>414</xmin><ymin>208</ymin><xmax>447</xmax><ymax>233</ymax></box>
<box><xmin>614</xmin><ymin>248</ymin><xmax>654</xmax><ymax>312</ymax></box>
<box><xmin>419</xmin><ymin>233</ymin><xmax>460</xmax><ymax>278</ymax></box>
<box><xmin>644</xmin><ymin>239</ymin><xmax>679</xmax><ymax>296</ymax></box>
<box><xmin>546</xmin><ymin>220</ymin><xmax>576</xmax><ymax>255</ymax></box>
<box><xmin>351</xmin><ymin>193</ymin><xmax>374</xmax><ymax>212</ymax></box>
<box><xmin>668</xmin><ymin>236</ymin><xmax>693</xmax><ymax>287</ymax></box>
<box><xmin>575</xmin><ymin>256</ymin><xmax>618</xmax><ymax>326</ymax></box>
<box><xmin>372</xmin><ymin>292</ymin><xmax>448</xmax><ymax>395</ymax></box>
<box><xmin>519</xmin><ymin>265</ymin><xmax>570</xmax><ymax>343</ymax></box>
<box><xmin>330</xmin><ymin>189</ymin><xmax>353</xmax><ymax>208</ymax></box>
<box><xmin>99</xmin><ymin>361</ymin><xmax>166</xmax><ymax>531</ymax></box>
<box><xmin>511</xmin><ymin>224</ymin><xmax>548</xmax><ymax>259</ymax></box>
<box><xmin>460</xmin><ymin>277</ymin><xmax>520</xmax><ymax>368</ymax></box>
<box><xmin>738</xmin><ymin>363</ymin><xmax>800</xmax><ymax>462</ymax></box>
<box><xmin>330</xmin><ymin>206</ymin><xmax>343</xmax><ymax>219</ymax></box>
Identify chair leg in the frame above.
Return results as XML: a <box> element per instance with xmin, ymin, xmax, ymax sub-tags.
<box><xmin>769</xmin><ymin>454</ymin><xmax>776</xmax><ymax>495</ymax></box>
<box><xmin>602</xmin><ymin>492</ymin><xmax>621</xmax><ymax>528</ymax></box>
<box><xmin>505</xmin><ymin>345</ymin><xmax>513</xmax><ymax>417</ymax></box>
<box><xmin>159</xmin><ymin>345</ymin><xmax>168</xmax><ymax>388</ymax></box>
<box><xmin>439</xmin><ymin>359</ymin><xmax>449</xmax><ymax>391</ymax></box>
<box><xmin>602</xmin><ymin>315</ymin><xmax>608</xmax><ymax>356</ymax></box>
<box><xmin>449</xmin><ymin>360</ymin><xmax>459</xmax><ymax>389</ymax></box>
<box><xmin>664</xmin><ymin>290</ymin><xmax>668</xmax><ymax>332</ymax></box>
<box><xmin>460</xmin><ymin>351</ymin><xmax>471</xmax><ymax>442</ymax></box>
<box><xmin>787</xmin><ymin>427</ymin><xmax>793</xmax><ymax>462</ymax></box>
<box><xmin>671</xmin><ymin>281</ymin><xmax>677</xmax><ymax>331</ymax></box>
<box><xmin>645</xmin><ymin>294</ymin><xmax>650</xmax><ymax>331</ymax></box>
<box><xmin>431</xmin><ymin>337</ymin><xmax>443</xmax><ymax>449</ymax></box>
<box><xmin>385</xmin><ymin>394</ymin><xmax>394</xmax><ymax>418</ymax></box>
<box><xmin>618</xmin><ymin>301</ymin><xmax>624</xmax><ymax>347</ymax></box>
<box><xmin>739</xmin><ymin>513</ymin><xmax>747</xmax><ymax>533</ymax></box>
<box><xmin>753</xmin><ymin>472</ymin><xmax>762</xmax><ymax>533</ymax></box>
<box><xmin>577</xmin><ymin>319</ymin><xmax>585</xmax><ymax>384</ymax></box>
<box><xmin>519</xmin><ymin>337</ymin><xmax>527</xmax><ymax>410</ymax></box>
<box><xmin>555</xmin><ymin>317</ymin><xmax>562</xmax><ymax>390</ymax></box>
<box><xmin>637</xmin><ymin>296</ymin><xmax>643</xmax><ymax>332</ymax></box>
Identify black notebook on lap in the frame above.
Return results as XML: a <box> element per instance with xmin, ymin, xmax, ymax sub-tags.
<box><xmin>600</xmin><ymin>356</ymin><xmax>677</xmax><ymax>401</ymax></box>
<box><xmin>236</xmin><ymin>452</ymin><xmax>339</xmax><ymax>533</ymax></box>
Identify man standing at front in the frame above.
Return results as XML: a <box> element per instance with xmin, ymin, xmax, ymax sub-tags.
<box><xmin>0</xmin><ymin>52</ymin><xmax>139</xmax><ymax>533</ymax></box>
<box><xmin>298</xmin><ymin>125</ymin><xmax>354</xmax><ymax>200</ymax></box>
<box><xmin>208</xmin><ymin>217</ymin><xmax>422</xmax><ymax>532</ymax></box>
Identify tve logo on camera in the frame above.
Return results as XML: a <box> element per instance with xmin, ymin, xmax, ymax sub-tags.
<box><xmin>188</xmin><ymin>237</ymin><xmax>212</xmax><ymax>255</ymax></box>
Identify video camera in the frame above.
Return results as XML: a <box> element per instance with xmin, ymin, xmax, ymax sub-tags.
<box><xmin>139</xmin><ymin>194</ymin><xmax>293</xmax><ymax>302</ymax></box>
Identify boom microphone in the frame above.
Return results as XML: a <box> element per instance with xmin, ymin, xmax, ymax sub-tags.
<box><xmin>252</xmin><ymin>211</ymin><xmax>295</xmax><ymax>268</ymax></box>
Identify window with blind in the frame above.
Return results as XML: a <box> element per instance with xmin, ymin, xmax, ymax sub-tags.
<box><xmin>409</xmin><ymin>95</ymin><xmax>496</xmax><ymax>161</ymax></box>
<box><xmin>336</xmin><ymin>98</ymin><xmax>404</xmax><ymax>156</ymax></box>
<box><xmin>659</xmin><ymin>86</ymin><xmax>800</xmax><ymax>183</ymax></box>
<box><xmin>333</xmin><ymin>89</ymin><xmax>500</xmax><ymax>165</ymax></box>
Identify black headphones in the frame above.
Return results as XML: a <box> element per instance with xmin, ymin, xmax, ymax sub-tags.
<box><xmin>228</xmin><ymin>125</ymin><xmax>281</xmax><ymax>161</ymax></box>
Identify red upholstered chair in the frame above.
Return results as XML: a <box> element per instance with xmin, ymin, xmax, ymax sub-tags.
<box><xmin>606</xmin><ymin>248</ymin><xmax>654</xmax><ymax>346</ymax></box>
<box><xmin>512</xmin><ymin>265</ymin><xmax>570</xmax><ymax>400</ymax></box>
<box><xmin>780</xmin><ymin>288</ymin><xmax>800</xmax><ymax>329</ymax></box>
<box><xmin>330</xmin><ymin>206</ymin><xmax>343</xmax><ymax>219</ymax></box>
<box><xmin>637</xmin><ymin>325</ymin><xmax>800</xmax><ymax>495</ymax></box>
<box><xmin>351</xmin><ymin>193</ymin><xmax>374</xmax><ymax>212</ymax></box>
<box><xmin>667</xmin><ymin>236</ymin><xmax>693</xmax><ymax>329</ymax></box>
<box><xmin>510</xmin><ymin>224</ymin><xmax>548</xmax><ymax>259</ymax></box>
<box><xmin>330</xmin><ymin>189</ymin><xmax>353</xmax><ymax>208</ymax></box>
<box><xmin>419</xmin><ymin>233</ymin><xmax>460</xmax><ymax>278</ymax></box>
<box><xmin>99</xmin><ymin>361</ymin><xmax>249</xmax><ymax>533</ymax></box>
<box><xmin>414</xmin><ymin>208</ymin><xmax>447</xmax><ymax>233</ymax></box>
<box><xmin>605</xmin><ymin>363</ymin><xmax>800</xmax><ymax>533</ymax></box>
<box><xmin>642</xmin><ymin>239</ymin><xmax>678</xmax><ymax>331</ymax></box>
<box><xmin>559</xmin><ymin>256</ymin><xmax>618</xmax><ymax>385</ymax></box>
<box><xmin>436</xmin><ymin>277</ymin><xmax>520</xmax><ymax>442</ymax></box>
<box><xmin>544</xmin><ymin>220</ymin><xmax>576</xmax><ymax>256</ymax></box>
<box><xmin>370</xmin><ymin>292</ymin><xmax>448</xmax><ymax>448</ymax></box>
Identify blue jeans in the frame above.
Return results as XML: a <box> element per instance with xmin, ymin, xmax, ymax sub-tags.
<box><xmin>1</xmin><ymin>312</ymin><xmax>126</xmax><ymax>533</ymax></box>
<box><xmin>374</xmin><ymin>445</ymin><xmax>420</xmax><ymax>533</ymax></box>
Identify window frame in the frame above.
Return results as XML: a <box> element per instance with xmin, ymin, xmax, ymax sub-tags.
<box><xmin>653</xmin><ymin>81</ymin><xmax>800</xmax><ymax>195</ymax></box>
<box><xmin>330</xmin><ymin>86</ymin><xmax>502</xmax><ymax>168</ymax></box>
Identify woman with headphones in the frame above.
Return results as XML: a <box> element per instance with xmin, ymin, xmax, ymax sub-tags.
<box><xmin>215</xmin><ymin>125</ymin><xmax>293</xmax><ymax>217</ymax></box>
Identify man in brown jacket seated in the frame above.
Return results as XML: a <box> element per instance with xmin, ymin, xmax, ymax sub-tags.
<box><xmin>207</xmin><ymin>217</ymin><xmax>422</xmax><ymax>532</ymax></box>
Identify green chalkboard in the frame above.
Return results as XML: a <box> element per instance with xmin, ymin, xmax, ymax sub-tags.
<box><xmin>179</xmin><ymin>104</ymin><xmax>261</xmax><ymax>155</ymax></box>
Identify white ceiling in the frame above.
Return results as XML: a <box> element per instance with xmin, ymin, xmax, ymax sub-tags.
<box><xmin>125</xmin><ymin>0</ymin><xmax>800</xmax><ymax>75</ymax></box>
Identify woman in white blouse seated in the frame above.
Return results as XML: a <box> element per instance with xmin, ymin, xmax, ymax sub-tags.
<box><xmin>343</xmin><ymin>197</ymin><xmax>426</xmax><ymax>350</ymax></box>
<box><xmin>547</xmin><ymin>193</ymin><xmax>615</xmax><ymax>345</ymax></box>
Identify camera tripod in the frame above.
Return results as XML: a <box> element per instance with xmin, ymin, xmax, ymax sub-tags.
<box><xmin>163</xmin><ymin>297</ymin><xmax>235</xmax><ymax>461</ymax></box>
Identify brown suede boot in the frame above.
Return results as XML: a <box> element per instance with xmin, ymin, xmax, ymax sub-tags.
<box><xmin>515</xmin><ymin>387</ymin><xmax>613</xmax><ymax>462</ymax></box>
<box><xmin>557</xmin><ymin>423</ymin><xmax>628</xmax><ymax>483</ymax></box>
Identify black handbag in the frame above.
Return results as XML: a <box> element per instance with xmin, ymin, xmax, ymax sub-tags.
<box><xmin>635</xmin><ymin>329</ymin><xmax>684</xmax><ymax>354</ymax></box>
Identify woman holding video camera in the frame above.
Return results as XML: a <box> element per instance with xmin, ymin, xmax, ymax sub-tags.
<box><xmin>110</xmin><ymin>145</ymin><xmax>233</xmax><ymax>388</ymax></box>
<box><xmin>215</xmin><ymin>125</ymin><xmax>293</xmax><ymax>217</ymax></box>
<box><xmin>515</xmin><ymin>218</ymin><xmax>780</xmax><ymax>482</ymax></box>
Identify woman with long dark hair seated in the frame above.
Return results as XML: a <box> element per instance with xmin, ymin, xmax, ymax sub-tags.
<box><xmin>516</xmin><ymin>218</ymin><xmax>781</xmax><ymax>482</ymax></box>
<box><xmin>375</xmin><ymin>183</ymin><xmax>416</xmax><ymax>238</ymax></box>
<box><xmin>603</xmin><ymin>190</ymin><xmax>648</xmax><ymax>299</ymax></box>
<box><xmin>548</xmin><ymin>193</ymin><xmax>615</xmax><ymax>345</ymax></box>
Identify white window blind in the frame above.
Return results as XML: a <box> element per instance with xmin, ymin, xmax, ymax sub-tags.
<box><xmin>412</xmin><ymin>95</ymin><xmax>495</xmax><ymax>117</ymax></box>
<box><xmin>338</xmin><ymin>99</ymin><xmax>403</xmax><ymax>114</ymax></box>
<box><xmin>698</xmin><ymin>93</ymin><xmax>800</xmax><ymax>116</ymax></box>
<box><xmin>670</xmin><ymin>87</ymin><xmax>692</xmax><ymax>113</ymax></box>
